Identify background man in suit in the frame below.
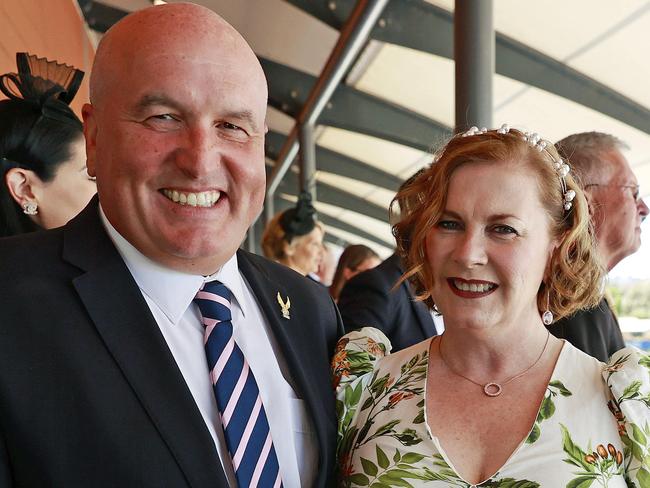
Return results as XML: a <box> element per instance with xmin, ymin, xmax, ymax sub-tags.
<box><xmin>0</xmin><ymin>4</ymin><xmax>342</xmax><ymax>487</ymax></box>
<box><xmin>548</xmin><ymin>132</ymin><xmax>648</xmax><ymax>361</ymax></box>
<box><xmin>338</xmin><ymin>252</ymin><xmax>443</xmax><ymax>352</ymax></box>
<box><xmin>338</xmin><ymin>169</ymin><xmax>443</xmax><ymax>351</ymax></box>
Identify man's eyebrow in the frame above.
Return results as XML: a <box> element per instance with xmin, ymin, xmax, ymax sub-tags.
<box><xmin>133</xmin><ymin>94</ymin><xmax>183</xmax><ymax>114</ymax></box>
<box><xmin>131</xmin><ymin>98</ymin><xmax>260</xmax><ymax>133</ymax></box>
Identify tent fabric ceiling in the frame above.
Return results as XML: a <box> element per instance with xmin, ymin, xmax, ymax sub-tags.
<box><xmin>85</xmin><ymin>0</ymin><xmax>650</xmax><ymax>257</ymax></box>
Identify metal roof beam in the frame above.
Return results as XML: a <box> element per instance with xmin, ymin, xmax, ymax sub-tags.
<box><xmin>262</xmin><ymin>57</ymin><xmax>450</xmax><ymax>152</ymax></box>
<box><xmin>268</xmin><ymin>165</ymin><xmax>389</xmax><ymax>223</ymax></box>
<box><xmin>266</xmin><ymin>0</ymin><xmax>390</xmax><ymax>215</ymax></box>
<box><xmin>78</xmin><ymin>1</ymin><xmax>128</xmax><ymax>33</ymax></box>
<box><xmin>271</xmin><ymin>196</ymin><xmax>394</xmax><ymax>249</ymax></box>
<box><xmin>288</xmin><ymin>0</ymin><xmax>650</xmax><ymax>135</ymax></box>
<box><xmin>266</xmin><ymin>131</ymin><xmax>402</xmax><ymax>191</ymax></box>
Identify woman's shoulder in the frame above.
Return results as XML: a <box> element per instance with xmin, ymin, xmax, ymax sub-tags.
<box><xmin>332</xmin><ymin>327</ymin><xmax>432</xmax><ymax>391</ymax></box>
<box><xmin>604</xmin><ymin>346</ymin><xmax>650</xmax><ymax>402</ymax></box>
<box><xmin>602</xmin><ymin>347</ymin><xmax>650</xmax><ymax>483</ymax></box>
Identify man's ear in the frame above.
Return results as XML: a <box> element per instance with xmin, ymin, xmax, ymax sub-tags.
<box><xmin>5</xmin><ymin>167</ymin><xmax>40</xmax><ymax>206</ymax></box>
<box><xmin>82</xmin><ymin>103</ymin><xmax>98</xmax><ymax>177</ymax></box>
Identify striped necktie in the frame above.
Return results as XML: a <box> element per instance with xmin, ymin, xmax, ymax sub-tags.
<box><xmin>194</xmin><ymin>281</ymin><xmax>283</xmax><ymax>488</ymax></box>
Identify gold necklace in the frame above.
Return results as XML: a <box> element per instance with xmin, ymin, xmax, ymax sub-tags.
<box><xmin>437</xmin><ymin>331</ymin><xmax>550</xmax><ymax>397</ymax></box>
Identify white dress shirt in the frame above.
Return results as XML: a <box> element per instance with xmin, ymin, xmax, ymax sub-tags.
<box><xmin>431</xmin><ymin>312</ymin><xmax>445</xmax><ymax>335</ymax></box>
<box><xmin>100</xmin><ymin>208</ymin><xmax>316</xmax><ymax>487</ymax></box>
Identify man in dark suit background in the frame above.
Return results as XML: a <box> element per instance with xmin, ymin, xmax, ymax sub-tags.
<box><xmin>338</xmin><ymin>252</ymin><xmax>442</xmax><ymax>352</ymax></box>
<box><xmin>0</xmin><ymin>4</ymin><xmax>342</xmax><ymax>487</ymax></box>
<box><xmin>548</xmin><ymin>132</ymin><xmax>648</xmax><ymax>361</ymax></box>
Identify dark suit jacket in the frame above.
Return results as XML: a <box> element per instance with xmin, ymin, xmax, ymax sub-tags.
<box><xmin>337</xmin><ymin>253</ymin><xmax>437</xmax><ymax>352</ymax></box>
<box><xmin>547</xmin><ymin>298</ymin><xmax>625</xmax><ymax>362</ymax></box>
<box><xmin>0</xmin><ymin>201</ymin><xmax>343</xmax><ymax>488</ymax></box>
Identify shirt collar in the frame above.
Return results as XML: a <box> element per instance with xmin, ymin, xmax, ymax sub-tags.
<box><xmin>99</xmin><ymin>205</ymin><xmax>247</xmax><ymax>324</ymax></box>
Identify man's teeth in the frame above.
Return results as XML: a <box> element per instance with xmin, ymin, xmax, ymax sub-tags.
<box><xmin>162</xmin><ymin>189</ymin><xmax>220</xmax><ymax>207</ymax></box>
<box><xmin>454</xmin><ymin>279</ymin><xmax>495</xmax><ymax>293</ymax></box>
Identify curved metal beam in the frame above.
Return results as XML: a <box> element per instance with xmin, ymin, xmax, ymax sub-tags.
<box><xmin>261</xmin><ymin>58</ymin><xmax>451</xmax><ymax>152</ymax></box>
<box><xmin>272</xmin><ymin>170</ymin><xmax>388</xmax><ymax>223</ymax></box>
<box><xmin>266</xmin><ymin>131</ymin><xmax>402</xmax><ymax>191</ymax></box>
<box><xmin>288</xmin><ymin>0</ymin><xmax>650</xmax><ymax>136</ymax></box>
<box><xmin>266</xmin><ymin>0</ymin><xmax>389</xmax><ymax>211</ymax></box>
<box><xmin>272</xmin><ymin>196</ymin><xmax>394</xmax><ymax>249</ymax></box>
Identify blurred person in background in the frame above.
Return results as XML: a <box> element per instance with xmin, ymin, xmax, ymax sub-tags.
<box><xmin>0</xmin><ymin>52</ymin><xmax>96</xmax><ymax>237</ymax></box>
<box><xmin>315</xmin><ymin>242</ymin><xmax>337</xmax><ymax>286</ymax></box>
<box><xmin>261</xmin><ymin>192</ymin><xmax>324</xmax><ymax>277</ymax></box>
<box><xmin>328</xmin><ymin>244</ymin><xmax>380</xmax><ymax>302</ymax></box>
<box><xmin>548</xmin><ymin>132</ymin><xmax>649</xmax><ymax>361</ymax></box>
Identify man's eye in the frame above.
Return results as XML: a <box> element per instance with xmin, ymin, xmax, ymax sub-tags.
<box><xmin>152</xmin><ymin>114</ymin><xmax>177</xmax><ymax>121</ymax></box>
<box><xmin>218</xmin><ymin>122</ymin><xmax>251</xmax><ymax>141</ymax></box>
<box><xmin>220</xmin><ymin>122</ymin><xmax>246</xmax><ymax>133</ymax></box>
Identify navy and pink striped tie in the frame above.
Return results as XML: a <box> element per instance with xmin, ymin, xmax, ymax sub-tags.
<box><xmin>194</xmin><ymin>281</ymin><xmax>283</xmax><ymax>488</ymax></box>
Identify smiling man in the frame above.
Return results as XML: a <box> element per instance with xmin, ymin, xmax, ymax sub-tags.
<box><xmin>0</xmin><ymin>4</ymin><xmax>342</xmax><ymax>487</ymax></box>
<box><xmin>548</xmin><ymin>132</ymin><xmax>649</xmax><ymax>361</ymax></box>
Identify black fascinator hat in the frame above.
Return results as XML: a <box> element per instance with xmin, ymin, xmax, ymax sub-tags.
<box><xmin>0</xmin><ymin>53</ymin><xmax>85</xmax><ymax>237</ymax></box>
<box><xmin>0</xmin><ymin>52</ymin><xmax>84</xmax><ymax>128</ymax></box>
<box><xmin>279</xmin><ymin>191</ymin><xmax>317</xmax><ymax>242</ymax></box>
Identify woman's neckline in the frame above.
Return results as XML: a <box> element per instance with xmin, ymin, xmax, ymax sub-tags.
<box><xmin>421</xmin><ymin>336</ymin><xmax>568</xmax><ymax>486</ymax></box>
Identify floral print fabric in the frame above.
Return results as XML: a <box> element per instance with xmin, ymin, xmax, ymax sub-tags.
<box><xmin>333</xmin><ymin>328</ymin><xmax>650</xmax><ymax>487</ymax></box>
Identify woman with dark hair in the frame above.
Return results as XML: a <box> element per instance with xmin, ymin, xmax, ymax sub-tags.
<box><xmin>261</xmin><ymin>192</ymin><xmax>325</xmax><ymax>277</ymax></box>
<box><xmin>329</xmin><ymin>244</ymin><xmax>380</xmax><ymax>302</ymax></box>
<box><xmin>0</xmin><ymin>52</ymin><xmax>96</xmax><ymax>237</ymax></box>
<box><xmin>333</xmin><ymin>125</ymin><xmax>649</xmax><ymax>486</ymax></box>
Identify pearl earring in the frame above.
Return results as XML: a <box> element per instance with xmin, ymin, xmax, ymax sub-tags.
<box><xmin>542</xmin><ymin>289</ymin><xmax>553</xmax><ymax>325</ymax></box>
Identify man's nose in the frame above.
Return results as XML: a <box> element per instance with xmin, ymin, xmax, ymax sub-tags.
<box><xmin>176</xmin><ymin>126</ymin><xmax>219</xmax><ymax>177</ymax></box>
<box><xmin>639</xmin><ymin>197</ymin><xmax>649</xmax><ymax>222</ymax></box>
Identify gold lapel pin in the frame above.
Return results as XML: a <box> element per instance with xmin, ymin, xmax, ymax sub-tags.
<box><xmin>276</xmin><ymin>292</ymin><xmax>291</xmax><ymax>320</ymax></box>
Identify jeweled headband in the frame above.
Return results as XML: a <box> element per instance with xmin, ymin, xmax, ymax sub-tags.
<box><xmin>461</xmin><ymin>124</ymin><xmax>576</xmax><ymax>212</ymax></box>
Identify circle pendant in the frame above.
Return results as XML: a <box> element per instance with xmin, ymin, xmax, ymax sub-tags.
<box><xmin>484</xmin><ymin>382</ymin><xmax>502</xmax><ymax>397</ymax></box>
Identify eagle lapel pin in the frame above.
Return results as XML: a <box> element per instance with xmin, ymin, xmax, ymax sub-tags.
<box><xmin>276</xmin><ymin>292</ymin><xmax>291</xmax><ymax>320</ymax></box>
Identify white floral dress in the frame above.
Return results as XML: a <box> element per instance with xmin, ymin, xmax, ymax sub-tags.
<box><xmin>332</xmin><ymin>328</ymin><xmax>650</xmax><ymax>488</ymax></box>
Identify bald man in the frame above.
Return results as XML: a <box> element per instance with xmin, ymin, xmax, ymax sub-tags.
<box><xmin>0</xmin><ymin>4</ymin><xmax>342</xmax><ymax>487</ymax></box>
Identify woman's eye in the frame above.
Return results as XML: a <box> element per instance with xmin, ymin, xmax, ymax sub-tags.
<box><xmin>437</xmin><ymin>220</ymin><xmax>461</xmax><ymax>231</ymax></box>
<box><xmin>493</xmin><ymin>225</ymin><xmax>518</xmax><ymax>235</ymax></box>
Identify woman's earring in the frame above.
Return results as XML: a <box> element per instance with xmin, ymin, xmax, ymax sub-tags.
<box><xmin>22</xmin><ymin>201</ymin><xmax>38</xmax><ymax>215</ymax></box>
<box><xmin>542</xmin><ymin>289</ymin><xmax>553</xmax><ymax>325</ymax></box>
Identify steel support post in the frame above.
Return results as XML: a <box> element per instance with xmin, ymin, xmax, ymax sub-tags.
<box><xmin>264</xmin><ymin>0</ymin><xmax>389</xmax><ymax>224</ymax></box>
<box><xmin>454</xmin><ymin>0</ymin><xmax>494</xmax><ymax>132</ymax></box>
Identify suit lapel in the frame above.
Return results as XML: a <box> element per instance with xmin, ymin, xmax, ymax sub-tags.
<box><xmin>63</xmin><ymin>201</ymin><xmax>227</xmax><ymax>488</ymax></box>
<box><xmin>237</xmin><ymin>251</ymin><xmax>331</xmax><ymax>467</ymax></box>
